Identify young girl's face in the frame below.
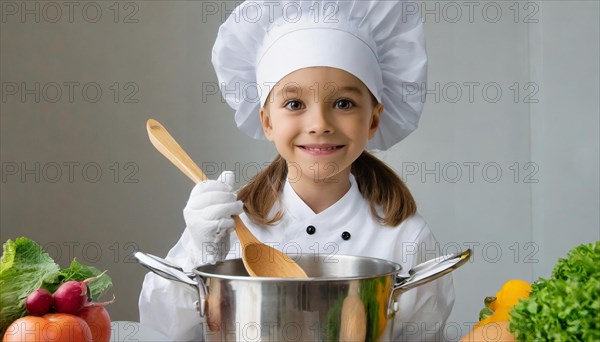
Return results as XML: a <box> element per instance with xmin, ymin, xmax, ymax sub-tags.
<box><xmin>260</xmin><ymin>67</ymin><xmax>383</xmax><ymax>182</ymax></box>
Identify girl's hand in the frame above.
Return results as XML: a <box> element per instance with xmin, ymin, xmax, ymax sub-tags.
<box><xmin>183</xmin><ymin>171</ymin><xmax>243</xmax><ymax>264</ymax></box>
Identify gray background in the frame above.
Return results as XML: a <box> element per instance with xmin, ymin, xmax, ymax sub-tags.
<box><xmin>1</xmin><ymin>1</ymin><xmax>598</xmax><ymax>339</ymax></box>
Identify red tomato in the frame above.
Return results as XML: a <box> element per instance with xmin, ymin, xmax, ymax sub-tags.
<box><xmin>78</xmin><ymin>306</ymin><xmax>111</xmax><ymax>342</ymax></box>
<box><xmin>2</xmin><ymin>316</ymin><xmax>49</xmax><ymax>342</ymax></box>
<box><xmin>2</xmin><ymin>313</ymin><xmax>92</xmax><ymax>342</ymax></box>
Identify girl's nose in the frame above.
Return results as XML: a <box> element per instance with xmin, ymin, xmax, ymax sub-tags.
<box><xmin>307</xmin><ymin>108</ymin><xmax>334</xmax><ymax>135</ymax></box>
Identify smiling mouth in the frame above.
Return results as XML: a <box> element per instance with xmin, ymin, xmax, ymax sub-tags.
<box><xmin>298</xmin><ymin>145</ymin><xmax>345</xmax><ymax>151</ymax></box>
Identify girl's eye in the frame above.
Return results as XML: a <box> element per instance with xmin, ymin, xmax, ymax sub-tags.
<box><xmin>335</xmin><ymin>99</ymin><xmax>354</xmax><ymax>110</ymax></box>
<box><xmin>285</xmin><ymin>100</ymin><xmax>303</xmax><ymax>110</ymax></box>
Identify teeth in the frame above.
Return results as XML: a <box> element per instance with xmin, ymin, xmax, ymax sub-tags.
<box><xmin>305</xmin><ymin>146</ymin><xmax>337</xmax><ymax>151</ymax></box>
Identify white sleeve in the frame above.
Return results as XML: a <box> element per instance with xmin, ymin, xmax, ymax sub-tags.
<box><xmin>392</xmin><ymin>219</ymin><xmax>456</xmax><ymax>342</ymax></box>
<box><xmin>138</xmin><ymin>229</ymin><xmax>206</xmax><ymax>341</ymax></box>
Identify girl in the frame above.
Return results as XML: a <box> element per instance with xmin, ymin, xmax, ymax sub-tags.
<box><xmin>139</xmin><ymin>1</ymin><xmax>454</xmax><ymax>341</ymax></box>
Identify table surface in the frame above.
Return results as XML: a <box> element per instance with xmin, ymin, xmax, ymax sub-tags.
<box><xmin>110</xmin><ymin>321</ymin><xmax>170</xmax><ymax>341</ymax></box>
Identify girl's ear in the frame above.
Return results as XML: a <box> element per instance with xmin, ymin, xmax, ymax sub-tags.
<box><xmin>368</xmin><ymin>103</ymin><xmax>383</xmax><ymax>139</ymax></box>
<box><xmin>260</xmin><ymin>107</ymin><xmax>274</xmax><ymax>141</ymax></box>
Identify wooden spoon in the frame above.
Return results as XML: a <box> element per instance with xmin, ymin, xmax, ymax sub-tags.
<box><xmin>146</xmin><ymin>119</ymin><xmax>308</xmax><ymax>278</ymax></box>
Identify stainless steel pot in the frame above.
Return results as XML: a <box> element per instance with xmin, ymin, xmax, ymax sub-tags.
<box><xmin>135</xmin><ymin>249</ymin><xmax>470</xmax><ymax>341</ymax></box>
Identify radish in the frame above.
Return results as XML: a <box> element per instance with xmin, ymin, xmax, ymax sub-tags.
<box><xmin>52</xmin><ymin>272</ymin><xmax>106</xmax><ymax>315</ymax></box>
<box><xmin>25</xmin><ymin>288</ymin><xmax>54</xmax><ymax>316</ymax></box>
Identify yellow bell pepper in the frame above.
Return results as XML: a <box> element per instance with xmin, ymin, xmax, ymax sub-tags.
<box><xmin>473</xmin><ymin>279</ymin><xmax>531</xmax><ymax>329</ymax></box>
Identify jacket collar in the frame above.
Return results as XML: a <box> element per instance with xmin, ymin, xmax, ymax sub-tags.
<box><xmin>280</xmin><ymin>174</ymin><xmax>364</xmax><ymax>230</ymax></box>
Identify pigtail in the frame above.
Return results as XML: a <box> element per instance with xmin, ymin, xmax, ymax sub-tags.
<box><xmin>237</xmin><ymin>155</ymin><xmax>286</xmax><ymax>226</ymax></box>
<box><xmin>351</xmin><ymin>152</ymin><xmax>417</xmax><ymax>226</ymax></box>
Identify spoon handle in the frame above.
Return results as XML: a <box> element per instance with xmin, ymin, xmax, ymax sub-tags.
<box><xmin>147</xmin><ymin>119</ymin><xmax>207</xmax><ymax>184</ymax></box>
<box><xmin>146</xmin><ymin>119</ymin><xmax>260</xmax><ymax>247</ymax></box>
<box><xmin>233</xmin><ymin>216</ymin><xmax>260</xmax><ymax>245</ymax></box>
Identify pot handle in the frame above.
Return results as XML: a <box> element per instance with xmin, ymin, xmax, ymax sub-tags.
<box><xmin>387</xmin><ymin>249</ymin><xmax>471</xmax><ymax>318</ymax></box>
<box><xmin>135</xmin><ymin>251</ymin><xmax>209</xmax><ymax>317</ymax></box>
<box><xmin>134</xmin><ymin>251</ymin><xmax>197</xmax><ymax>286</ymax></box>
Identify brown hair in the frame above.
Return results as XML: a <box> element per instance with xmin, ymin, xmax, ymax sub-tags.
<box><xmin>237</xmin><ymin>151</ymin><xmax>416</xmax><ymax>227</ymax></box>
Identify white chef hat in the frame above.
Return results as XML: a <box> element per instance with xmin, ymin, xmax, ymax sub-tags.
<box><xmin>212</xmin><ymin>0</ymin><xmax>427</xmax><ymax>150</ymax></box>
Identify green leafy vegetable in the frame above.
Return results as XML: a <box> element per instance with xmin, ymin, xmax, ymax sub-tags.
<box><xmin>0</xmin><ymin>237</ymin><xmax>112</xmax><ymax>335</ymax></box>
<box><xmin>0</xmin><ymin>238</ymin><xmax>60</xmax><ymax>334</ymax></box>
<box><xmin>509</xmin><ymin>241</ymin><xmax>600</xmax><ymax>341</ymax></box>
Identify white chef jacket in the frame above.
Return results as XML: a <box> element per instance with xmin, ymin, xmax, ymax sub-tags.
<box><xmin>139</xmin><ymin>175</ymin><xmax>455</xmax><ymax>341</ymax></box>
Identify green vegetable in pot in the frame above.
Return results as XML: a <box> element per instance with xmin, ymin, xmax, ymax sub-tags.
<box><xmin>0</xmin><ymin>237</ymin><xmax>112</xmax><ymax>335</ymax></box>
<box><xmin>508</xmin><ymin>241</ymin><xmax>600</xmax><ymax>341</ymax></box>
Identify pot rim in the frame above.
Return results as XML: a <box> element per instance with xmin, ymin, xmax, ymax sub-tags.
<box><xmin>192</xmin><ymin>254</ymin><xmax>403</xmax><ymax>282</ymax></box>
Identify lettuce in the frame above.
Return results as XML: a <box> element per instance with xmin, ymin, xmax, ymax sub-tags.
<box><xmin>509</xmin><ymin>241</ymin><xmax>600</xmax><ymax>341</ymax></box>
<box><xmin>0</xmin><ymin>237</ymin><xmax>112</xmax><ymax>335</ymax></box>
<box><xmin>0</xmin><ymin>238</ymin><xmax>60</xmax><ymax>334</ymax></box>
